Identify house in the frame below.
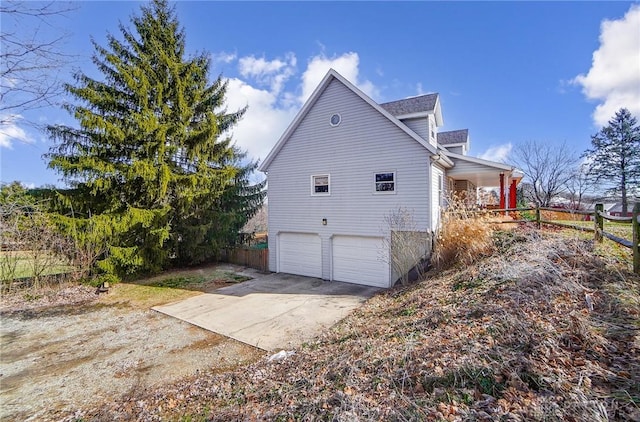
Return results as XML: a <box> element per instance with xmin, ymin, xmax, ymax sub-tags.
<box><xmin>258</xmin><ymin>69</ymin><xmax>522</xmax><ymax>288</ymax></box>
<box><xmin>608</xmin><ymin>202</ymin><xmax>639</xmax><ymax>217</ymax></box>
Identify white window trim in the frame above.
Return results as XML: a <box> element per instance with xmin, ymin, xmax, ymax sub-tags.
<box><xmin>311</xmin><ymin>174</ymin><xmax>331</xmax><ymax>196</ymax></box>
<box><xmin>373</xmin><ymin>171</ymin><xmax>396</xmax><ymax>194</ymax></box>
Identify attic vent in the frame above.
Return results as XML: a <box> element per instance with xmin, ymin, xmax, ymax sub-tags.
<box><xmin>330</xmin><ymin>113</ymin><xmax>341</xmax><ymax>127</ymax></box>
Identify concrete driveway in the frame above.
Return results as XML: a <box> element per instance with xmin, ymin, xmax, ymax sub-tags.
<box><xmin>153</xmin><ymin>272</ymin><xmax>381</xmax><ymax>351</ymax></box>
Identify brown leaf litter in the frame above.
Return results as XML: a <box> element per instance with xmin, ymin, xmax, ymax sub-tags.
<box><xmin>67</xmin><ymin>227</ymin><xmax>639</xmax><ymax>421</ymax></box>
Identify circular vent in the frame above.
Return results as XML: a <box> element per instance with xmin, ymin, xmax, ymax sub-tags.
<box><xmin>330</xmin><ymin>113</ymin><xmax>341</xmax><ymax>126</ymax></box>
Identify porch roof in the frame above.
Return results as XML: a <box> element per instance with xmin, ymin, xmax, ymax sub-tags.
<box><xmin>444</xmin><ymin>151</ymin><xmax>523</xmax><ymax>187</ymax></box>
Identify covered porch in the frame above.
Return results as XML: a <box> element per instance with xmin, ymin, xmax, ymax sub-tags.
<box><xmin>443</xmin><ymin>153</ymin><xmax>523</xmax><ymax>209</ymax></box>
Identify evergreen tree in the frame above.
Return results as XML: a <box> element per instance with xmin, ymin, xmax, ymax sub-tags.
<box><xmin>584</xmin><ymin>108</ymin><xmax>640</xmax><ymax>215</ymax></box>
<box><xmin>46</xmin><ymin>0</ymin><xmax>264</xmax><ymax>277</ymax></box>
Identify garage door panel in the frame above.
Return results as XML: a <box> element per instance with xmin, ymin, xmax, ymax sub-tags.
<box><xmin>332</xmin><ymin>236</ymin><xmax>389</xmax><ymax>288</ymax></box>
<box><xmin>279</xmin><ymin>233</ymin><xmax>321</xmax><ymax>278</ymax></box>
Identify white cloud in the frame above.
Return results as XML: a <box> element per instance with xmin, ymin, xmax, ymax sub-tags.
<box><xmin>238</xmin><ymin>53</ymin><xmax>296</xmax><ymax>94</ymax></box>
<box><xmin>572</xmin><ymin>5</ymin><xmax>640</xmax><ymax>126</ymax></box>
<box><xmin>300</xmin><ymin>52</ymin><xmax>379</xmax><ymax>102</ymax></box>
<box><xmin>221</xmin><ymin>50</ymin><xmax>380</xmax><ymax>165</ymax></box>
<box><xmin>0</xmin><ymin>114</ymin><xmax>33</xmax><ymax>149</ymax></box>
<box><xmin>224</xmin><ymin>78</ymin><xmax>298</xmax><ymax>163</ymax></box>
<box><xmin>211</xmin><ymin>51</ymin><xmax>237</xmax><ymax>65</ymax></box>
<box><xmin>479</xmin><ymin>143</ymin><xmax>512</xmax><ymax>162</ymax></box>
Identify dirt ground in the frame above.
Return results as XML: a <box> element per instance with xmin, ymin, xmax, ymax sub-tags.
<box><xmin>0</xmin><ymin>266</ymin><xmax>264</xmax><ymax>422</ymax></box>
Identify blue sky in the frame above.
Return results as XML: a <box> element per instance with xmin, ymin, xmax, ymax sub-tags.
<box><xmin>1</xmin><ymin>1</ymin><xmax>639</xmax><ymax>188</ymax></box>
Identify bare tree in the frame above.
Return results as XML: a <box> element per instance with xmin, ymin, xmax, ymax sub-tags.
<box><xmin>0</xmin><ymin>1</ymin><xmax>77</xmax><ymax>129</ymax></box>
<box><xmin>565</xmin><ymin>163</ymin><xmax>597</xmax><ymax>210</ymax></box>
<box><xmin>510</xmin><ymin>141</ymin><xmax>578</xmax><ymax>207</ymax></box>
<box><xmin>0</xmin><ymin>199</ymin><xmax>72</xmax><ymax>291</ymax></box>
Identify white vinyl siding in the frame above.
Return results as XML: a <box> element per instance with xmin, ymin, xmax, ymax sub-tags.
<box><xmin>266</xmin><ymin>78</ymin><xmax>431</xmax><ymax>280</ymax></box>
<box><xmin>429</xmin><ymin>115</ymin><xmax>437</xmax><ymax>146</ymax></box>
<box><xmin>444</xmin><ymin>145</ymin><xmax>465</xmax><ymax>155</ymax></box>
<box><xmin>278</xmin><ymin>233</ymin><xmax>322</xmax><ymax>278</ymax></box>
<box><xmin>332</xmin><ymin>236</ymin><xmax>389</xmax><ymax>287</ymax></box>
<box><xmin>402</xmin><ymin>117</ymin><xmax>428</xmax><ymax>141</ymax></box>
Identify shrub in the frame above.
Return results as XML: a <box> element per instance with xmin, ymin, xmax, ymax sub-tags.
<box><xmin>431</xmin><ymin>195</ymin><xmax>494</xmax><ymax>270</ymax></box>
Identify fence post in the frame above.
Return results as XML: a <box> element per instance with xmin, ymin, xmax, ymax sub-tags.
<box><xmin>633</xmin><ymin>203</ymin><xmax>639</xmax><ymax>274</ymax></box>
<box><xmin>535</xmin><ymin>205</ymin><xmax>541</xmax><ymax>229</ymax></box>
<box><xmin>594</xmin><ymin>204</ymin><xmax>603</xmax><ymax>243</ymax></box>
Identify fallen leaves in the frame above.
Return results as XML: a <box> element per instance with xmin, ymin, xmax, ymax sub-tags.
<box><xmin>63</xmin><ymin>227</ymin><xmax>639</xmax><ymax>421</ymax></box>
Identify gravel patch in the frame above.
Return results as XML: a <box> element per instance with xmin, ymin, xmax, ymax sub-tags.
<box><xmin>0</xmin><ymin>285</ymin><xmax>263</xmax><ymax>421</ymax></box>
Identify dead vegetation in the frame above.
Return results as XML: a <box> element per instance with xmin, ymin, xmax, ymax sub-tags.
<box><xmin>432</xmin><ymin>196</ymin><xmax>495</xmax><ymax>270</ymax></box>
<box><xmin>71</xmin><ymin>226</ymin><xmax>639</xmax><ymax>422</ymax></box>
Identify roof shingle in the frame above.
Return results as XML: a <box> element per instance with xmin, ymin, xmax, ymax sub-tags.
<box><xmin>437</xmin><ymin>129</ymin><xmax>469</xmax><ymax>145</ymax></box>
<box><xmin>379</xmin><ymin>93</ymin><xmax>439</xmax><ymax>116</ymax></box>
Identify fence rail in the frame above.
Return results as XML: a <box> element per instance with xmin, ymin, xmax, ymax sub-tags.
<box><xmin>473</xmin><ymin>203</ymin><xmax>640</xmax><ymax>274</ymax></box>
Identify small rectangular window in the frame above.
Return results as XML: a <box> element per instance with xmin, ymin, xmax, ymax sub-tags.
<box><xmin>375</xmin><ymin>172</ymin><xmax>395</xmax><ymax>193</ymax></box>
<box><xmin>311</xmin><ymin>174</ymin><xmax>330</xmax><ymax>195</ymax></box>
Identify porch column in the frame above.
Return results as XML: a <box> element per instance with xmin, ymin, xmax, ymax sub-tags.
<box><xmin>499</xmin><ymin>173</ymin><xmax>505</xmax><ymax>210</ymax></box>
<box><xmin>509</xmin><ymin>179</ymin><xmax>517</xmax><ymax>209</ymax></box>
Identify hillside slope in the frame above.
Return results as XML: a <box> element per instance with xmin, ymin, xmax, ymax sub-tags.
<box><xmin>79</xmin><ymin>227</ymin><xmax>639</xmax><ymax>421</ymax></box>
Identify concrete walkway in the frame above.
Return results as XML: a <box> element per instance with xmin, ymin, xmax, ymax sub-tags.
<box><xmin>153</xmin><ymin>272</ymin><xmax>380</xmax><ymax>351</ymax></box>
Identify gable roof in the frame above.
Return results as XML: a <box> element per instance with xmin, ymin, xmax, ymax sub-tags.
<box><xmin>437</xmin><ymin>129</ymin><xmax>469</xmax><ymax>146</ymax></box>
<box><xmin>380</xmin><ymin>94</ymin><xmax>438</xmax><ymax>116</ymax></box>
<box><xmin>608</xmin><ymin>202</ymin><xmax>639</xmax><ymax>214</ymax></box>
<box><xmin>259</xmin><ymin>69</ymin><xmax>438</xmax><ymax>172</ymax></box>
<box><xmin>443</xmin><ymin>150</ymin><xmax>516</xmax><ymax>172</ymax></box>
<box><xmin>379</xmin><ymin>93</ymin><xmax>444</xmax><ymax>126</ymax></box>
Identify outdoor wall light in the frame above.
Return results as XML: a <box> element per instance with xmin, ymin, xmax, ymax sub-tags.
<box><xmin>322</xmin><ymin>218</ymin><xmax>327</xmax><ymax>225</ymax></box>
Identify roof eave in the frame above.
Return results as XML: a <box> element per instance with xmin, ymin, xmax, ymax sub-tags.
<box><xmin>439</xmin><ymin>142</ymin><xmax>466</xmax><ymax>147</ymax></box>
<box><xmin>443</xmin><ymin>150</ymin><xmax>515</xmax><ymax>172</ymax></box>
<box><xmin>395</xmin><ymin>111</ymin><xmax>431</xmax><ymax>120</ymax></box>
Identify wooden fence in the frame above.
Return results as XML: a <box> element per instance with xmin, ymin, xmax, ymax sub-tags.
<box><xmin>471</xmin><ymin>203</ymin><xmax>640</xmax><ymax>274</ymax></box>
<box><xmin>219</xmin><ymin>247</ymin><xmax>269</xmax><ymax>273</ymax></box>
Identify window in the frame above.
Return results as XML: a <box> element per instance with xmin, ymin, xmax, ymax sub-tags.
<box><xmin>311</xmin><ymin>174</ymin><xmax>330</xmax><ymax>195</ymax></box>
<box><xmin>330</xmin><ymin>113</ymin><xmax>341</xmax><ymax>127</ymax></box>
<box><xmin>375</xmin><ymin>172</ymin><xmax>395</xmax><ymax>193</ymax></box>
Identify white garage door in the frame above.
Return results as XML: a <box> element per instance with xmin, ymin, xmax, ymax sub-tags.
<box><xmin>278</xmin><ymin>232</ymin><xmax>322</xmax><ymax>278</ymax></box>
<box><xmin>332</xmin><ymin>236</ymin><xmax>389</xmax><ymax>288</ymax></box>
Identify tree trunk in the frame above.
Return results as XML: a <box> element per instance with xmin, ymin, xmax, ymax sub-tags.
<box><xmin>621</xmin><ymin>170</ymin><xmax>627</xmax><ymax>215</ymax></box>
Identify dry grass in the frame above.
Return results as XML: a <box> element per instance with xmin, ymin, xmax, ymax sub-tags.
<box><xmin>431</xmin><ymin>199</ymin><xmax>495</xmax><ymax>270</ymax></box>
<box><xmin>541</xmin><ymin>209</ymin><xmax>586</xmax><ymax>222</ymax></box>
<box><xmin>101</xmin><ymin>265</ymin><xmax>252</xmax><ymax>308</ymax></box>
<box><xmin>72</xmin><ymin>226</ymin><xmax>640</xmax><ymax>421</ymax></box>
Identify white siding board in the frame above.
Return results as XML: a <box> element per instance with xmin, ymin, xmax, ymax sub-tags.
<box><xmin>444</xmin><ymin>145</ymin><xmax>465</xmax><ymax>155</ymax></box>
<box><xmin>402</xmin><ymin>118</ymin><xmax>428</xmax><ymax>141</ymax></box>
<box><xmin>266</xmin><ymin>78</ymin><xmax>432</xmax><ymax>280</ymax></box>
